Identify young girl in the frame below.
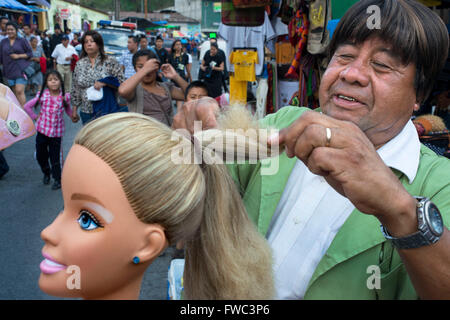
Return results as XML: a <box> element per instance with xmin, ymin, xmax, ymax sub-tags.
<box><xmin>24</xmin><ymin>70</ymin><xmax>79</xmax><ymax>190</ymax></box>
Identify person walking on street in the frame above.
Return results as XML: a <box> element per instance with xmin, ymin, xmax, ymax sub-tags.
<box><xmin>154</xmin><ymin>36</ymin><xmax>168</xmax><ymax>64</ymax></box>
<box><xmin>51</xmin><ymin>35</ymin><xmax>77</xmax><ymax>93</ymax></box>
<box><xmin>23</xmin><ymin>70</ymin><xmax>78</xmax><ymax>190</ymax></box>
<box><xmin>119</xmin><ymin>35</ymin><xmax>139</xmax><ymax>80</ymax></box>
<box><xmin>71</xmin><ymin>30</ymin><xmax>124</xmax><ymax>125</ymax></box>
<box><xmin>0</xmin><ymin>22</ymin><xmax>32</xmax><ymax>106</ymax></box>
<box><xmin>49</xmin><ymin>25</ymin><xmax>63</xmax><ymax>69</ymax></box>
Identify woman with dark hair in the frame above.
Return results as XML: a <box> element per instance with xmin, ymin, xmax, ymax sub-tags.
<box><xmin>200</xmin><ymin>42</ymin><xmax>224</xmax><ymax>98</ymax></box>
<box><xmin>0</xmin><ymin>22</ymin><xmax>33</xmax><ymax>106</ymax></box>
<box><xmin>71</xmin><ymin>30</ymin><xmax>124</xmax><ymax>125</ymax></box>
<box><xmin>168</xmin><ymin>39</ymin><xmax>189</xmax><ymax>82</ymax></box>
<box><xmin>118</xmin><ymin>49</ymin><xmax>187</xmax><ymax>126</ymax></box>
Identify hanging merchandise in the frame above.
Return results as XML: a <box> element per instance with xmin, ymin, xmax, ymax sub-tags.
<box><xmin>230</xmin><ymin>75</ymin><xmax>248</xmax><ymax>104</ymax></box>
<box><xmin>269</xmin><ymin>0</ymin><xmax>282</xmax><ymax>19</ymax></box>
<box><xmin>230</xmin><ymin>49</ymin><xmax>259</xmax><ymax>82</ymax></box>
<box><xmin>232</xmin><ymin>0</ymin><xmax>272</xmax><ymax>8</ymax></box>
<box><xmin>229</xmin><ymin>49</ymin><xmax>259</xmax><ymax>104</ymax></box>
<box><xmin>284</xmin><ymin>3</ymin><xmax>309</xmax><ymax>79</ymax></box>
<box><xmin>278</xmin><ymin>80</ymin><xmax>299</xmax><ymax>108</ymax></box>
<box><xmin>266</xmin><ymin>61</ymin><xmax>278</xmax><ymax>114</ymax></box>
<box><xmin>307</xmin><ymin>0</ymin><xmax>332</xmax><ymax>55</ymax></box>
<box><xmin>279</xmin><ymin>0</ymin><xmax>295</xmax><ymax>25</ymax></box>
<box><xmin>276</xmin><ymin>35</ymin><xmax>296</xmax><ymax>65</ymax></box>
<box><xmin>221</xmin><ymin>0</ymin><xmax>266</xmax><ymax>27</ymax></box>
<box><xmin>293</xmin><ymin>53</ymin><xmax>320</xmax><ymax>109</ymax></box>
<box><xmin>218</xmin><ymin>12</ymin><xmax>276</xmax><ymax>76</ymax></box>
<box><xmin>256</xmin><ymin>78</ymin><xmax>269</xmax><ymax>119</ymax></box>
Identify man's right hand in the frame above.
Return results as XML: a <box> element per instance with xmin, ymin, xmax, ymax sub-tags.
<box><xmin>172</xmin><ymin>97</ymin><xmax>220</xmax><ymax>134</ymax></box>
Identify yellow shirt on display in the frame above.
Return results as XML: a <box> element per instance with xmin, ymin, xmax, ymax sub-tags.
<box><xmin>230</xmin><ymin>50</ymin><xmax>259</xmax><ymax>82</ymax></box>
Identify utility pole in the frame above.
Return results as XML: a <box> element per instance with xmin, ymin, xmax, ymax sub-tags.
<box><xmin>145</xmin><ymin>0</ymin><xmax>148</xmax><ymax>20</ymax></box>
<box><xmin>115</xmin><ymin>0</ymin><xmax>120</xmax><ymax>20</ymax></box>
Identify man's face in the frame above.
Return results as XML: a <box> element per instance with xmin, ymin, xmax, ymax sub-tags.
<box><xmin>62</xmin><ymin>39</ymin><xmax>69</xmax><ymax>47</ymax></box>
<box><xmin>0</xmin><ymin>19</ymin><xmax>7</xmax><ymax>32</ymax></box>
<box><xmin>127</xmin><ymin>38</ymin><xmax>138</xmax><ymax>52</ymax></box>
<box><xmin>319</xmin><ymin>37</ymin><xmax>418</xmax><ymax>147</ymax></box>
<box><xmin>23</xmin><ymin>26</ymin><xmax>30</xmax><ymax>35</ymax></box>
<box><xmin>156</xmin><ymin>39</ymin><xmax>163</xmax><ymax>49</ymax></box>
<box><xmin>140</xmin><ymin>38</ymin><xmax>148</xmax><ymax>49</ymax></box>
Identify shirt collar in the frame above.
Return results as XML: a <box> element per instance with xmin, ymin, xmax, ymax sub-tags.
<box><xmin>377</xmin><ymin>120</ymin><xmax>420</xmax><ymax>184</ymax></box>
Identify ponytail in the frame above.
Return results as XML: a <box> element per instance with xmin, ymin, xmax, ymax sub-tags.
<box><xmin>183</xmin><ymin>105</ymin><xmax>277</xmax><ymax>299</ymax></box>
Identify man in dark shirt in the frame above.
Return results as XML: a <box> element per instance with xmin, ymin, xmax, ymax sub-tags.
<box><xmin>154</xmin><ymin>36</ymin><xmax>168</xmax><ymax>64</ymax></box>
<box><xmin>49</xmin><ymin>25</ymin><xmax>63</xmax><ymax>70</ymax></box>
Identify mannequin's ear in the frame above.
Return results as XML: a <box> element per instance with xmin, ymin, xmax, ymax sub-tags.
<box><xmin>133</xmin><ymin>224</ymin><xmax>168</xmax><ymax>264</ymax></box>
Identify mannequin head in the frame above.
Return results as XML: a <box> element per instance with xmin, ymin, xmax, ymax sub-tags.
<box><xmin>39</xmin><ymin>111</ymin><xmax>274</xmax><ymax>300</ymax></box>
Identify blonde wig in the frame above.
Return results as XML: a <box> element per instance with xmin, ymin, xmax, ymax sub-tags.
<box><xmin>74</xmin><ymin>107</ymin><xmax>276</xmax><ymax>299</ymax></box>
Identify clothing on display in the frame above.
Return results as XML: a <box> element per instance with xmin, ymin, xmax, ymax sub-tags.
<box><xmin>230</xmin><ymin>75</ymin><xmax>248</xmax><ymax>104</ymax></box>
<box><xmin>218</xmin><ymin>11</ymin><xmax>276</xmax><ymax>76</ymax></box>
<box><xmin>221</xmin><ymin>0</ymin><xmax>266</xmax><ymax>27</ymax></box>
<box><xmin>285</xmin><ymin>6</ymin><xmax>309</xmax><ymax>78</ymax></box>
<box><xmin>307</xmin><ymin>0</ymin><xmax>332</xmax><ymax>55</ymax></box>
<box><xmin>276</xmin><ymin>35</ymin><xmax>297</xmax><ymax>65</ymax></box>
<box><xmin>229</xmin><ymin>49</ymin><xmax>259</xmax><ymax>82</ymax></box>
<box><xmin>278</xmin><ymin>80</ymin><xmax>298</xmax><ymax>108</ymax></box>
<box><xmin>256</xmin><ymin>78</ymin><xmax>268</xmax><ymax>119</ymax></box>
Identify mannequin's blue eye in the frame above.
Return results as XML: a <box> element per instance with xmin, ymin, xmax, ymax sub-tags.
<box><xmin>77</xmin><ymin>210</ymin><xmax>103</xmax><ymax>231</ymax></box>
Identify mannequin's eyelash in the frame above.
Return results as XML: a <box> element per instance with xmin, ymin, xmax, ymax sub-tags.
<box><xmin>79</xmin><ymin>209</ymin><xmax>104</xmax><ymax>228</ymax></box>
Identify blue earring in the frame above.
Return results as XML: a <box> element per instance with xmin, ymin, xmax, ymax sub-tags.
<box><xmin>132</xmin><ymin>256</ymin><xmax>140</xmax><ymax>264</ymax></box>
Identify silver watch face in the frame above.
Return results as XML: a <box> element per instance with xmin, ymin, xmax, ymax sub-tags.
<box><xmin>426</xmin><ymin>202</ymin><xmax>444</xmax><ymax>236</ymax></box>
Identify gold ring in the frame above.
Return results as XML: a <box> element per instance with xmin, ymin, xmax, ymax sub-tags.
<box><xmin>325</xmin><ymin>127</ymin><xmax>332</xmax><ymax>147</ymax></box>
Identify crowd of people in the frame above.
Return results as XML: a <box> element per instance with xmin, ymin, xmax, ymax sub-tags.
<box><xmin>0</xmin><ymin>18</ymin><xmax>230</xmax><ymax>188</ymax></box>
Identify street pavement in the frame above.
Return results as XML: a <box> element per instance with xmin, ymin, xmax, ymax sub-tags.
<box><xmin>0</xmin><ymin>56</ymin><xmax>200</xmax><ymax>300</ymax></box>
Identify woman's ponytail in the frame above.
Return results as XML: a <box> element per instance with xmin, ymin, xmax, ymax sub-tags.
<box><xmin>183</xmin><ymin>105</ymin><xmax>276</xmax><ymax>299</ymax></box>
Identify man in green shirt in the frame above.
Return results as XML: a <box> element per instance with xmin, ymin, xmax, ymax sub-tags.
<box><xmin>173</xmin><ymin>0</ymin><xmax>450</xmax><ymax>299</ymax></box>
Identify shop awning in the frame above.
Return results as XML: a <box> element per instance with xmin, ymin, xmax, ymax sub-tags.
<box><xmin>28</xmin><ymin>4</ymin><xmax>46</xmax><ymax>11</ymax></box>
<box><xmin>0</xmin><ymin>0</ymin><xmax>33</xmax><ymax>11</ymax></box>
<box><xmin>24</xmin><ymin>0</ymin><xmax>49</xmax><ymax>8</ymax></box>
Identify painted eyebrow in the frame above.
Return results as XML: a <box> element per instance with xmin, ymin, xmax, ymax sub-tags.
<box><xmin>71</xmin><ymin>193</ymin><xmax>105</xmax><ymax>206</ymax></box>
<box><xmin>71</xmin><ymin>193</ymin><xmax>114</xmax><ymax>224</ymax></box>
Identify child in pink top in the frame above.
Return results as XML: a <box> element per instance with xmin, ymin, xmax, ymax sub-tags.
<box><xmin>24</xmin><ymin>70</ymin><xmax>79</xmax><ymax>189</ymax></box>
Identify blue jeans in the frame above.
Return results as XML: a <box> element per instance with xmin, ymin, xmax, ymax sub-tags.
<box><xmin>80</xmin><ymin>111</ymin><xmax>94</xmax><ymax>125</ymax></box>
<box><xmin>7</xmin><ymin>77</ymin><xmax>27</xmax><ymax>87</ymax></box>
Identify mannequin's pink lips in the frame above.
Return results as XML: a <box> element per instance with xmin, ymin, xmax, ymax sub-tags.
<box><xmin>40</xmin><ymin>252</ymin><xmax>67</xmax><ymax>275</ymax></box>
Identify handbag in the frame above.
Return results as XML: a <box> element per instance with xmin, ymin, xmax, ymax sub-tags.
<box><xmin>23</xmin><ymin>62</ymin><xmax>40</xmax><ymax>79</ymax></box>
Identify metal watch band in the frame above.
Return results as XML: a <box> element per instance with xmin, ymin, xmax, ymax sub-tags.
<box><xmin>380</xmin><ymin>225</ymin><xmax>433</xmax><ymax>249</ymax></box>
<box><xmin>380</xmin><ymin>196</ymin><xmax>443</xmax><ymax>249</ymax></box>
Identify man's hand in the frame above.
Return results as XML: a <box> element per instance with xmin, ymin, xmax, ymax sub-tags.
<box><xmin>65</xmin><ymin>56</ymin><xmax>72</xmax><ymax>61</ymax></box>
<box><xmin>71</xmin><ymin>109</ymin><xmax>80</xmax><ymax>123</ymax></box>
<box><xmin>268</xmin><ymin>110</ymin><xmax>417</xmax><ymax>233</ymax></box>
<box><xmin>172</xmin><ymin>97</ymin><xmax>220</xmax><ymax>134</ymax></box>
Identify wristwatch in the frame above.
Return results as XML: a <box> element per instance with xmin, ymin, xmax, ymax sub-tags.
<box><xmin>380</xmin><ymin>197</ymin><xmax>444</xmax><ymax>249</ymax></box>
